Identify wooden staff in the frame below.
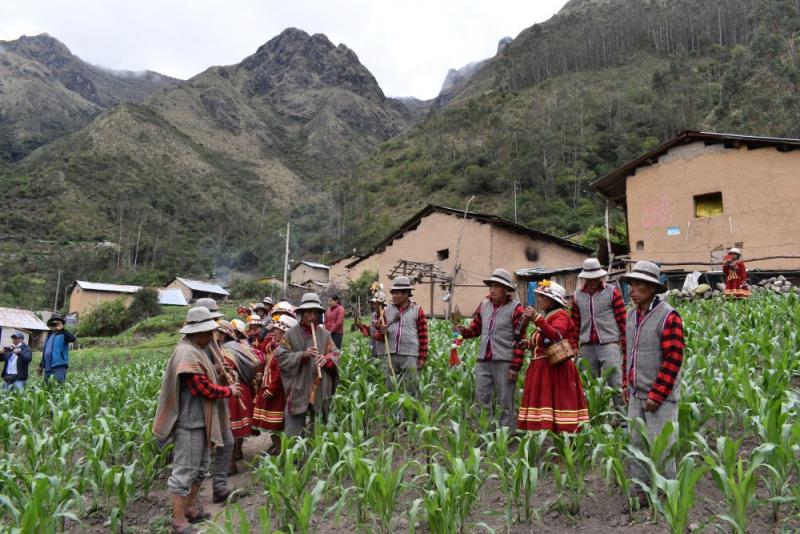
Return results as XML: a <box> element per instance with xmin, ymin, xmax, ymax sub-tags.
<box><xmin>380</xmin><ymin>304</ymin><xmax>396</xmax><ymax>378</ymax></box>
<box><xmin>308</xmin><ymin>324</ymin><xmax>323</xmax><ymax>404</ymax></box>
<box><xmin>210</xmin><ymin>339</ymin><xmax>247</xmax><ymax>411</ymax></box>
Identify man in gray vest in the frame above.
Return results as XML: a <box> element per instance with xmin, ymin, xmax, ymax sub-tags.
<box><xmin>621</xmin><ymin>261</ymin><xmax>685</xmax><ymax>511</ymax></box>
<box><xmin>195</xmin><ymin>297</ymin><xmax>235</xmax><ymax>503</ymax></box>
<box><xmin>571</xmin><ymin>258</ymin><xmax>627</xmax><ymax>411</ymax></box>
<box><xmin>277</xmin><ymin>293</ymin><xmax>340</xmax><ymax>437</ymax></box>
<box><xmin>458</xmin><ymin>268</ymin><xmax>524</xmax><ymax>430</ymax></box>
<box><xmin>375</xmin><ymin>276</ymin><xmax>428</xmax><ymax>398</ymax></box>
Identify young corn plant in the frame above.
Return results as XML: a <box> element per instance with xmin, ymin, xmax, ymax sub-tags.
<box><xmin>424</xmin><ymin>447</ymin><xmax>484</xmax><ymax>534</ymax></box>
<box><xmin>704</xmin><ymin>436</ymin><xmax>774</xmax><ymax>534</ymax></box>
<box><xmin>549</xmin><ymin>431</ymin><xmax>593</xmax><ymax>516</ymax></box>
<box><xmin>654</xmin><ymin>453</ymin><xmax>709</xmax><ymax>534</ymax></box>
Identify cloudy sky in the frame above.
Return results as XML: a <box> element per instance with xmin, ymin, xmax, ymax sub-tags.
<box><xmin>0</xmin><ymin>0</ymin><xmax>568</xmax><ymax>99</ymax></box>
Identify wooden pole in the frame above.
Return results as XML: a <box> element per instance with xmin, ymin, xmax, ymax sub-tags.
<box><xmin>446</xmin><ymin>196</ymin><xmax>475</xmax><ymax>320</ymax></box>
<box><xmin>380</xmin><ymin>306</ymin><xmax>396</xmax><ymax>378</ymax></box>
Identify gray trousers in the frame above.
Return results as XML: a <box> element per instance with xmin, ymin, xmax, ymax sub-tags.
<box><xmin>627</xmin><ymin>395</ymin><xmax>677</xmax><ymax>487</ymax></box>
<box><xmin>211</xmin><ymin>426</ymin><xmax>233</xmax><ymax>494</ymax></box>
<box><xmin>475</xmin><ymin>360</ymin><xmax>516</xmax><ymax>429</ymax></box>
<box><xmin>168</xmin><ymin>427</ymin><xmax>210</xmax><ymax>496</ymax></box>
<box><xmin>580</xmin><ymin>343</ymin><xmax>623</xmax><ymax>410</ymax></box>
<box><xmin>383</xmin><ymin>354</ymin><xmax>418</xmax><ymax>397</ymax></box>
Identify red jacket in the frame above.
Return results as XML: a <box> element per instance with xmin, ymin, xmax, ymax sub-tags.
<box><xmin>529</xmin><ymin>308</ymin><xmax>578</xmax><ymax>357</ymax></box>
<box><xmin>324</xmin><ymin>303</ymin><xmax>345</xmax><ymax>334</ymax></box>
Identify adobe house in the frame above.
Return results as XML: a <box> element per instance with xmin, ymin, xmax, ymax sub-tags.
<box><xmin>290</xmin><ymin>261</ymin><xmax>330</xmax><ymax>287</ymax></box>
<box><xmin>0</xmin><ymin>307</ymin><xmax>49</xmax><ymax>348</ymax></box>
<box><xmin>69</xmin><ymin>281</ymin><xmax>142</xmax><ymax>318</ymax></box>
<box><xmin>69</xmin><ymin>281</ymin><xmax>189</xmax><ymax>318</ymax></box>
<box><xmin>344</xmin><ymin>204</ymin><xmax>591</xmax><ymax>317</ymax></box>
<box><xmin>328</xmin><ymin>255</ymin><xmax>359</xmax><ymax>287</ymax></box>
<box><xmin>166</xmin><ymin>277</ymin><xmax>229</xmax><ymax>303</ymax></box>
<box><xmin>593</xmin><ymin>131</ymin><xmax>800</xmax><ymax>285</ymax></box>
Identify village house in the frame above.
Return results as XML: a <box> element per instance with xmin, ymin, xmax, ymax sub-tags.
<box><xmin>0</xmin><ymin>307</ymin><xmax>49</xmax><ymax>348</ymax></box>
<box><xmin>290</xmin><ymin>261</ymin><xmax>330</xmax><ymax>287</ymax></box>
<box><xmin>593</xmin><ymin>131</ymin><xmax>800</xmax><ymax>286</ymax></box>
<box><xmin>165</xmin><ymin>277</ymin><xmax>229</xmax><ymax>303</ymax></box>
<box><xmin>344</xmin><ymin>204</ymin><xmax>591</xmax><ymax>317</ymax></box>
<box><xmin>328</xmin><ymin>255</ymin><xmax>359</xmax><ymax>287</ymax></box>
<box><xmin>69</xmin><ymin>281</ymin><xmax>189</xmax><ymax>318</ymax></box>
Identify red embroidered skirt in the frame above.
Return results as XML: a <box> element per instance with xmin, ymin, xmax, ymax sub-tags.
<box><xmin>252</xmin><ymin>385</ymin><xmax>286</xmax><ymax>431</ymax></box>
<box><xmin>517</xmin><ymin>356</ymin><xmax>589</xmax><ymax>433</ymax></box>
<box><xmin>228</xmin><ymin>384</ymin><xmax>254</xmax><ymax>438</ymax></box>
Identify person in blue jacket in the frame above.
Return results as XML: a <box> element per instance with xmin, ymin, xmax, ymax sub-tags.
<box><xmin>2</xmin><ymin>333</ymin><xmax>33</xmax><ymax>391</ymax></box>
<box><xmin>38</xmin><ymin>315</ymin><xmax>76</xmax><ymax>383</ymax></box>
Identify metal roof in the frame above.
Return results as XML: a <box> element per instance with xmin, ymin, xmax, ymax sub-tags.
<box><xmin>157</xmin><ymin>288</ymin><xmax>188</xmax><ymax>306</ymax></box>
<box><xmin>296</xmin><ymin>261</ymin><xmax>330</xmax><ymax>270</ymax></box>
<box><xmin>0</xmin><ymin>307</ymin><xmax>49</xmax><ymax>331</ymax></box>
<box><xmin>75</xmin><ymin>280</ymin><xmax>142</xmax><ymax>293</ymax></box>
<box><xmin>174</xmin><ymin>277</ymin><xmax>230</xmax><ymax>296</ymax></box>
<box><xmin>346</xmin><ymin>204</ymin><xmax>591</xmax><ymax>269</ymax></box>
<box><xmin>515</xmin><ymin>265</ymin><xmax>583</xmax><ymax>278</ymax></box>
<box><xmin>592</xmin><ymin>131</ymin><xmax>800</xmax><ymax>206</ymax></box>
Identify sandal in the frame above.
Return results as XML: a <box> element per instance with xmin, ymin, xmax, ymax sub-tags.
<box><xmin>185</xmin><ymin>509</ymin><xmax>211</xmax><ymax>524</ymax></box>
<box><xmin>171</xmin><ymin>522</ymin><xmax>198</xmax><ymax>534</ymax></box>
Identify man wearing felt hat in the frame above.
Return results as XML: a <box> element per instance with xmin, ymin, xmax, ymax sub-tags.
<box><xmin>261</xmin><ymin>297</ymin><xmax>274</xmax><ymax>316</ymax></box>
<box><xmin>457</xmin><ymin>268</ymin><xmax>525</xmax><ymax>430</ymax></box>
<box><xmin>571</xmin><ymin>258</ymin><xmax>627</xmax><ymax>412</ymax></box>
<box><xmin>194</xmin><ymin>298</ymin><xmax>236</xmax><ymax>504</ymax></box>
<box><xmin>374</xmin><ymin>276</ymin><xmax>429</xmax><ymax>399</ymax></box>
<box><xmin>2</xmin><ymin>333</ymin><xmax>33</xmax><ymax>391</ymax></box>
<box><xmin>153</xmin><ymin>306</ymin><xmax>242</xmax><ymax>532</ymax></box>
<box><xmin>620</xmin><ymin>261</ymin><xmax>685</xmax><ymax>511</ymax></box>
<box><xmin>277</xmin><ymin>293</ymin><xmax>340</xmax><ymax>436</ymax></box>
<box><xmin>38</xmin><ymin>314</ymin><xmax>76</xmax><ymax>384</ymax></box>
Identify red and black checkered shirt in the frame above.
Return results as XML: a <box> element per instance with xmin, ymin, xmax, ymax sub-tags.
<box><xmin>183</xmin><ymin>373</ymin><xmax>232</xmax><ymax>399</ymax></box>
<box><xmin>622</xmin><ymin>298</ymin><xmax>685</xmax><ymax>405</ymax></box>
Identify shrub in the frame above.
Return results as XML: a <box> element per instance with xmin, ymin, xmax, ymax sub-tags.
<box><xmin>229</xmin><ymin>278</ymin><xmax>281</xmax><ymax>301</ymax></box>
<box><xmin>127</xmin><ymin>288</ymin><xmax>162</xmax><ymax>323</ymax></box>
<box><xmin>77</xmin><ymin>299</ymin><xmax>130</xmax><ymax>337</ymax></box>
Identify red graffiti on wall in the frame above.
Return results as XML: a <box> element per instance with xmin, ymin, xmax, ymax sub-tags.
<box><xmin>641</xmin><ymin>199</ymin><xmax>670</xmax><ymax>229</ymax></box>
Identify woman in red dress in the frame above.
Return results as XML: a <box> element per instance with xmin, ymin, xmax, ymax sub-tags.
<box><xmin>252</xmin><ymin>314</ymin><xmax>296</xmax><ymax>455</ymax></box>
<box><xmin>723</xmin><ymin>247</ymin><xmax>748</xmax><ymax>290</ymax></box>
<box><xmin>517</xmin><ymin>280</ymin><xmax>589</xmax><ymax>433</ymax></box>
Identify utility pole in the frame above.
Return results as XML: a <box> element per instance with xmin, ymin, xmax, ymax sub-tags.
<box><xmin>446</xmin><ymin>195</ymin><xmax>475</xmax><ymax>320</ymax></box>
<box><xmin>513</xmin><ymin>181</ymin><xmax>521</xmax><ymax>223</ymax></box>
<box><xmin>282</xmin><ymin>222</ymin><xmax>290</xmax><ymax>297</ymax></box>
<box><xmin>53</xmin><ymin>270</ymin><xmax>62</xmax><ymax>312</ymax></box>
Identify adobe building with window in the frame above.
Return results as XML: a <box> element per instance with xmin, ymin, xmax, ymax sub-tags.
<box><xmin>344</xmin><ymin>204</ymin><xmax>591</xmax><ymax>317</ymax></box>
<box><xmin>593</xmin><ymin>131</ymin><xmax>800</xmax><ymax>284</ymax></box>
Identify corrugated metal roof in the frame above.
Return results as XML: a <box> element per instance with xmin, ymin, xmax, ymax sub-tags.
<box><xmin>0</xmin><ymin>307</ymin><xmax>49</xmax><ymax>331</ymax></box>
<box><xmin>298</xmin><ymin>261</ymin><xmax>330</xmax><ymax>270</ymax></box>
<box><xmin>157</xmin><ymin>288</ymin><xmax>188</xmax><ymax>306</ymax></box>
<box><xmin>515</xmin><ymin>265</ymin><xmax>583</xmax><ymax>277</ymax></box>
<box><xmin>75</xmin><ymin>280</ymin><xmax>142</xmax><ymax>293</ymax></box>
<box><xmin>176</xmin><ymin>278</ymin><xmax>230</xmax><ymax>296</ymax></box>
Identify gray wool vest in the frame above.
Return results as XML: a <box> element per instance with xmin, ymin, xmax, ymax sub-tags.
<box><xmin>376</xmin><ymin>303</ymin><xmax>420</xmax><ymax>357</ymax></box>
<box><xmin>626</xmin><ymin>300</ymin><xmax>681</xmax><ymax>401</ymax></box>
<box><xmin>177</xmin><ymin>381</ymin><xmax>206</xmax><ymax>430</ymax></box>
<box><xmin>575</xmin><ymin>285</ymin><xmax>621</xmax><ymax>344</ymax></box>
<box><xmin>477</xmin><ymin>298</ymin><xmax>520</xmax><ymax>362</ymax></box>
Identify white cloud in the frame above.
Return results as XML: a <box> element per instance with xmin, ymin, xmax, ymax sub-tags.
<box><xmin>0</xmin><ymin>0</ymin><xmax>567</xmax><ymax>99</ymax></box>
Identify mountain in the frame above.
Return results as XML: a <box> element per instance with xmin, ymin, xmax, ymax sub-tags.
<box><xmin>341</xmin><ymin>0</ymin><xmax>800</xmax><ymax>247</ymax></box>
<box><xmin>0</xmin><ymin>28</ymin><xmax>413</xmax><ymax>308</ymax></box>
<box><xmin>0</xmin><ymin>34</ymin><xmax>180</xmax><ymax>162</ymax></box>
<box><xmin>434</xmin><ymin>36</ymin><xmax>512</xmax><ymax>107</ymax></box>
<box><xmin>3</xmin><ymin>0</ymin><xmax>800</xmax><ymax>310</ymax></box>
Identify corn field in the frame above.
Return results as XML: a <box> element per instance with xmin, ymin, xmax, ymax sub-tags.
<box><xmin>1</xmin><ymin>293</ymin><xmax>799</xmax><ymax>533</ymax></box>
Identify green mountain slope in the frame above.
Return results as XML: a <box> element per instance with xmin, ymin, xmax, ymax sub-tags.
<box><xmin>0</xmin><ymin>34</ymin><xmax>180</xmax><ymax>163</ymax></box>
<box><xmin>341</xmin><ymin>0</ymin><xmax>800</xmax><ymax>247</ymax></box>
<box><xmin>0</xmin><ymin>29</ymin><xmax>412</xmax><ymax>308</ymax></box>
